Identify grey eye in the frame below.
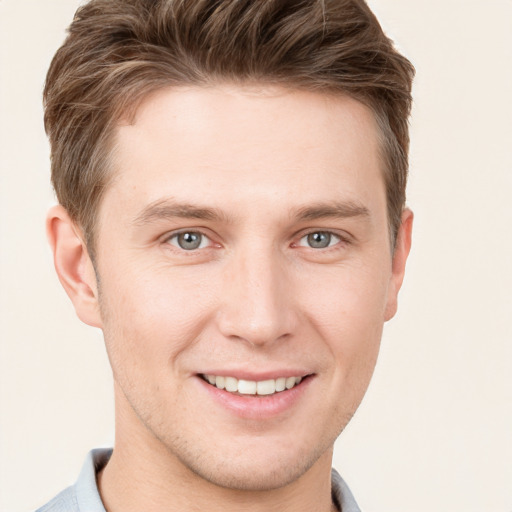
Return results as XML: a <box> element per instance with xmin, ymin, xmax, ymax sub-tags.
<box><xmin>307</xmin><ymin>232</ymin><xmax>332</xmax><ymax>248</ymax></box>
<box><xmin>298</xmin><ymin>231</ymin><xmax>341</xmax><ymax>249</ymax></box>
<box><xmin>171</xmin><ymin>232</ymin><xmax>207</xmax><ymax>250</ymax></box>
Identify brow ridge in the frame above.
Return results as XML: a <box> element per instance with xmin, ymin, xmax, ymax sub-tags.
<box><xmin>294</xmin><ymin>201</ymin><xmax>370</xmax><ymax>221</ymax></box>
<box><xmin>133</xmin><ymin>198</ymin><xmax>230</xmax><ymax>226</ymax></box>
<box><xmin>133</xmin><ymin>198</ymin><xmax>370</xmax><ymax>227</ymax></box>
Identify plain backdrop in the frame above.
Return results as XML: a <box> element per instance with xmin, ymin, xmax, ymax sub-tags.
<box><xmin>1</xmin><ymin>1</ymin><xmax>511</xmax><ymax>511</ymax></box>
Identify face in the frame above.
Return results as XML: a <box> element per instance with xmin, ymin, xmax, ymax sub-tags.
<box><xmin>87</xmin><ymin>85</ymin><xmax>409</xmax><ymax>491</ymax></box>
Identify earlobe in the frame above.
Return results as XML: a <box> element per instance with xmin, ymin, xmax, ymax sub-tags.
<box><xmin>47</xmin><ymin>205</ymin><xmax>103</xmax><ymax>328</ymax></box>
<box><xmin>384</xmin><ymin>208</ymin><xmax>413</xmax><ymax>321</ymax></box>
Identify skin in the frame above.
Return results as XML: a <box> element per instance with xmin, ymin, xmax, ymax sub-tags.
<box><xmin>48</xmin><ymin>85</ymin><xmax>412</xmax><ymax>512</ymax></box>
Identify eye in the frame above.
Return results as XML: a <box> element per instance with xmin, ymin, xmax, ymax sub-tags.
<box><xmin>298</xmin><ymin>231</ymin><xmax>341</xmax><ymax>249</ymax></box>
<box><xmin>167</xmin><ymin>231</ymin><xmax>210</xmax><ymax>251</ymax></box>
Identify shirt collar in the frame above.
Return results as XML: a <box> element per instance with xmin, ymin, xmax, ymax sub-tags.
<box><xmin>74</xmin><ymin>448</ymin><xmax>110</xmax><ymax>512</ymax></box>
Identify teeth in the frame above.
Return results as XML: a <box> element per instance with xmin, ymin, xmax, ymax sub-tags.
<box><xmin>257</xmin><ymin>379</ymin><xmax>275</xmax><ymax>395</ymax></box>
<box><xmin>204</xmin><ymin>374</ymin><xmax>304</xmax><ymax>395</ymax></box>
<box><xmin>285</xmin><ymin>376</ymin><xmax>296</xmax><ymax>389</ymax></box>
<box><xmin>275</xmin><ymin>377</ymin><xmax>286</xmax><ymax>392</ymax></box>
<box><xmin>238</xmin><ymin>379</ymin><xmax>257</xmax><ymax>394</ymax></box>
<box><xmin>225</xmin><ymin>376</ymin><xmax>238</xmax><ymax>392</ymax></box>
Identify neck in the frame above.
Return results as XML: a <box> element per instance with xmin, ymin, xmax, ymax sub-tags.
<box><xmin>98</xmin><ymin>404</ymin><xmax>337</xmax><ymax>512</ymax></box>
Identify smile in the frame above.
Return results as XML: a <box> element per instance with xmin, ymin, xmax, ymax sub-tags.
<box><xmin>201</xmin><ymin>374</ymin><xmax>304</xmax><ymax>396</ymax></box>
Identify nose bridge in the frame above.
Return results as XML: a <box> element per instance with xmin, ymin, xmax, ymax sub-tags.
<box><xmin>218</xmin><ymin>240</ymin><xmax>295</xmax><ymax>346</ymax></box>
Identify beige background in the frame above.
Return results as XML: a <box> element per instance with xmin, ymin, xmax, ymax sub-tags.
<box><xmin>1</xmin><ymin>0</ymin><xmax>511</xmax><ymax>511</ymax></box>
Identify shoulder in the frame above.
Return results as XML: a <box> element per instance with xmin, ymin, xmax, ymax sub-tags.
<box><xmin>331</xmin><ymin>468</ymin><xmax>361</xmax><ymax>512</ymax></box>
<box><xmin>34</xmin><ymin>449</ymin><xmax>111</xmax><ymax>512</ymax></box>
<box><xmin>35</xmin><ymin>486</ymin><xmax>79</xmax><ymax>512</ymax></box>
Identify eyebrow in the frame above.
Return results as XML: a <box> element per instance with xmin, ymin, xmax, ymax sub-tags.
<box><xmin>293</xmin><ymin>201</ymin><xmax>371</xmax><ymax>222</ymax></box>
<box><xmin>132</xmin><ymin>198</ymin><xmax>231</xmax><ymax>226</ymax></box>
<box><xmin>132</xmin><ymin>198</ymin><xmax>370</xmax><ymax>227</ymax></box>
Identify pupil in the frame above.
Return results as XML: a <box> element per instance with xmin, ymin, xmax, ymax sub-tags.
<box><xmin>308</xmin><ymin>232</ymin><xmax>330</xmax><ymax>248</ymax></box>
<box><xmin>179</xmin><ymin>232</ymin><xmax>201</xmax><ymax>250</ymax></box>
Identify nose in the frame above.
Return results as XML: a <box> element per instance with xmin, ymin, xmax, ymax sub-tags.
<box><xmin>217</xmin><ymin>245</ymin><xmax>297</xmax><ymax>347</ymax></box>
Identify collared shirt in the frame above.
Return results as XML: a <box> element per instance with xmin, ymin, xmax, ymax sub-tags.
<box><xmin>36</xmin><ymin>449</ymin><xmax>361</xmax><ymax>512</ymax></box>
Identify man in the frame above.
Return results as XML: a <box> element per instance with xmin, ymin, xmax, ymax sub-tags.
<box><xmin>38</xmin><ymin>0</ymin><xmax>414</xmax><ymax>511</ymax></box>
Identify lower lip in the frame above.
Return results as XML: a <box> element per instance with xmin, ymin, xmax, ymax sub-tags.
<box><xmin>196</xmin><ymin>376</ymin><xmax>313</xmax><ymax>420</ymax></box>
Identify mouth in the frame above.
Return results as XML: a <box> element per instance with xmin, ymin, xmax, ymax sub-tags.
<box><xmin>200</xmin><ymin>374</ymin><xmax>307</xmax><ymax>396</ymax></box>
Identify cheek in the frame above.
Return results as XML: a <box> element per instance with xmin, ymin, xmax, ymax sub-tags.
<box><xmin>303</xmin><ymin>263</ymin><xmax>390</xmax><ymax>334</ymax></box>
<box><xmin>299</xmin><ymin>263</ymin><xmax>389</xmax><ymax>381</ymax></box>
<box><xmin>97</xmin><ymin>263</ymin><xmax>218</xmax><ymax>373</ymax></box>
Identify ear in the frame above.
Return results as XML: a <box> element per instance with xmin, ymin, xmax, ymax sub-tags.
<box><xmin>384</xmin><ymin>208</ymin><xmax>413</xmax><ymax>321</ymax></box>
<box><xmin>47</xmin><ymin>205</ymin><xmax>103</xmax><ymax>328</ymax></box>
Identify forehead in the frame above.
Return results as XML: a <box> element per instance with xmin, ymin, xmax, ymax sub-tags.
<box><xmin>104</xmin><ymin>85</ymin><xmax>385</xmax><ymax>221</ymax></box>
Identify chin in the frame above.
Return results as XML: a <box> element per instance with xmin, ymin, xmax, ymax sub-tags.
<box><xmin>188</xmin><ymin>456</ymin><xmax>315</xmax><ymax>492</ymax></box>
<box><xmin>169</xmin><ymin>432</ymin><xmax>335</xmax><ymax>492</ymax></box>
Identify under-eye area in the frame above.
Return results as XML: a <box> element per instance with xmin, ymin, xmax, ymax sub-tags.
<box><xmin>200</xmin><ymin>374</ymin><xmax>312</xmax><ymax>396</ymax></box>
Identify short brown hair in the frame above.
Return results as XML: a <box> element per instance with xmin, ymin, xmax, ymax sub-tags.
<box><xmin>44</xmin><ymin>0</ymin><xmax>414</xmax><ymax>255</ymax></box>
